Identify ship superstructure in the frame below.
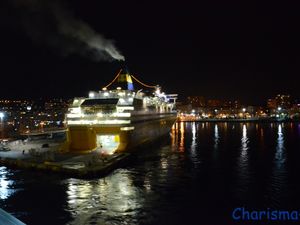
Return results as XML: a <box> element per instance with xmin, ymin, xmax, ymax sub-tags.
<box><xmin>66</xmin><ymin>69</ymin><xmax>177</xmax><ymax>154</ymax></box>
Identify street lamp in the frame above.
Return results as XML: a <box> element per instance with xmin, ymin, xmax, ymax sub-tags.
<box><xmin>242</xmin><ymin>108</ymin><xmax>246</xmax><ymax>119</ymax></box>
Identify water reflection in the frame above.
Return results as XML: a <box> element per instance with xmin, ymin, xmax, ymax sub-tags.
<box><xmin>171</xmin><ymin>123</ymin><xmax>178</xmax><ymax>151</ymax></box>
<box><xmin>260</xmin><ymin>128</ymin><xmax>264</xmax><ymax>138</ymax></box>
<box><xmin>236</xmin><ymin>124</ymin><xmax>250</xmax><ymax>196</ymax></box>
<box><xmin>160</xmin><ymin>157</ymin><xmax>168</xmax><ymax>170</ymax></box>
<box><xmin>214</xmin><ymin>124</ymin><xmax>219</xmax><ymax>149</ymax></box>
<box><xmin>66</xmin><ymin>171</ymin><xmax>143</xmax><ymax>225</ymax></box>
<box><xmin>143</xmin><ymin>174</ymin><xmax>151</xmax><ymax>192</ymax></box>
<box><xmin>241</xmin><ymin>124</ymin><xmax>249</xmax><ymax>157</ymax></box>
<box><xmin>275</xmin><ymin>124</ymin><xmax>286</xmax><ymax>165</ymax></box>
<box><xmin>179</xmin><ymin>122</ymin><xmax>185</xmax><ymax>152</ymax></box>
<box><xmin>190</xmin><ymin>122</ymin><xmax>197</xmax><ymax>157</ymax></box>
<box><xmin>0</xmin><ymin>167</ymin><xmax>15</xmax><ymax>200</ymax></box>
<box><xmin>269</xmin><ymin>124</ymin><xmax>288</xmax><ymax>206</ymax></box>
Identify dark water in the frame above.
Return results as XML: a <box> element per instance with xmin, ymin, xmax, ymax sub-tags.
<box><xmin>1</xmin><ymin>122</ymin><xmax>300</xmax><ymax>225</ymax></box>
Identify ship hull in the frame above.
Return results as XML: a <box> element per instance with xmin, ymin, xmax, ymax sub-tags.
<box><xmin>67</xmin><ymin>113</ymin><xmax>177</xmax><ymax>153</ymax></box>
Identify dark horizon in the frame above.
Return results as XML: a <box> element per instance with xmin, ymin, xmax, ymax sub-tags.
<box><xmin>0</xmin><ymin>0</ymin><xmax>299</xmax><ymax>105</ymax></box>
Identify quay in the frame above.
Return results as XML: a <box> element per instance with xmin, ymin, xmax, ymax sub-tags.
<box><xmin>176</xmin><ymin>117</ymin><xmax>299</xmax><ymax>122</ymax></box>
<box><xmin>0</xmin><ymin>136</ymin><xmax>131</xmax><ymax>178</ymax></box>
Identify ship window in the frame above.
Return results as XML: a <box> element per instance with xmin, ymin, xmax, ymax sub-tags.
<box><xmin>81</xmin><ymin>98</ymin><xmax>119</xmax><ymax>106</ymax></box>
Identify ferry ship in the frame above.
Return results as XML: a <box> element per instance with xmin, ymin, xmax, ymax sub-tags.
<box><xmin>65</xmin><ymin>69</ymin><xmax>177</xmax><ymax>154</ymax></box>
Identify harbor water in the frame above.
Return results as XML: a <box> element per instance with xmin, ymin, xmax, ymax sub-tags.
<box><xmin>1</xmin><ymin>122</ymin><xmax>300</xmax><ymax>225</ymax></box>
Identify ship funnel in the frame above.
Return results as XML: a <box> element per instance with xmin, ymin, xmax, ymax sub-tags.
<box><xmin>117</xmin><ymin>69</ymin><xmax>134</xmax><ymax>91</ymax></box>
<box><xmin>103</xmin><ymin>66</ymin><xmax>156</xmax><ymax>91</ymax></box>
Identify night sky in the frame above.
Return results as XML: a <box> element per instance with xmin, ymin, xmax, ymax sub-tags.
<box><xmin>0</xmin><ymin>0</ymin><xmax>299</xmax><ymax>105</ymax></box>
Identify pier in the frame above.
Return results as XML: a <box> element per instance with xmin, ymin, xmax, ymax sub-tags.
<box><xmin>176</xmin><ymin>116</ymin><xmax>299</xmax><ymax>123</ymax></box>
<box><xmin>0</xmin><ymin>138</ymin><xmax>131</xmax><ymax>178</ymax></box>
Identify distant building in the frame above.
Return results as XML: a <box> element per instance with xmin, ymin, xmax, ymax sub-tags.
<box><xmin>267</xmin><ymin>94</ymin><xmax>291</xmax><ymax>110</ymax></box>
<box><xmin>267</xmin><ymin>98</ymin><xmax>277</xmax><ymax>109</ymax></box>
<box><xmin>187</xmin><ymin>96</ymin><xmax>206</xmax><ymax>107</ymax></box>
<box><xmin>223</xmin><ymin>100</ymin><xmax>240</xmax><ymax>109</ymax></box>
<box><xmin>0</xmin><ymin>98</ymin><xmax>71</xmax><ymax>137</ymax></box>
<box><xmin>176</xmin><ymin>102</ymin><xmax>192</xmax><ymax>114</ymax></box>
<box><xmin>45</xmin><ymin>98</ymin><xmax>70</xmax><ymax>111</ymax></box>
<box><xmin>289</xmin><ymin>103</ymin><xmax>300</xmax><ymax>119</ymax></box>
<box><xmin>207</xmin><ymin>99</ymin><xmax>222</xmax><ymax>108</ymax></box>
